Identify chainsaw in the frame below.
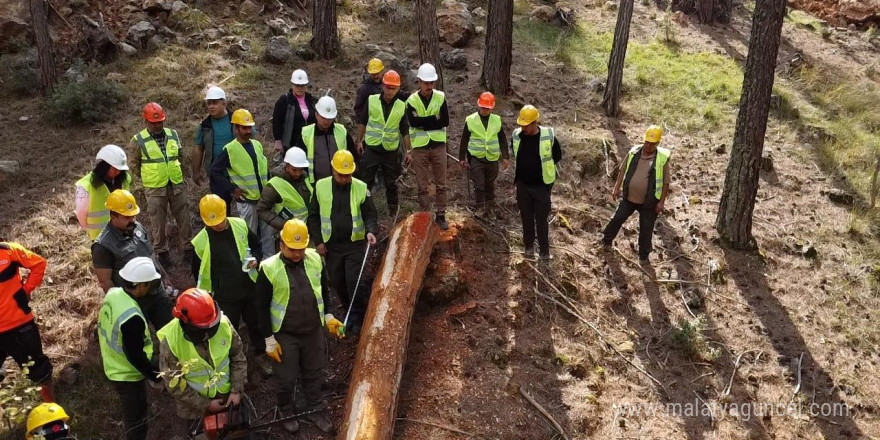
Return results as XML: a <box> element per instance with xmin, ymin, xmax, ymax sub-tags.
<box><xmin>191</xmin><ymin>398</ymin><xmax>327</xmax><ymax>440</ymax></box>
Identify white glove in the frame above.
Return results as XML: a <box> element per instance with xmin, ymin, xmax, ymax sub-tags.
<box><xmin>264</xmin><ymin>335</ymin><xmax>278</xmax><ymax>354</ymax></box>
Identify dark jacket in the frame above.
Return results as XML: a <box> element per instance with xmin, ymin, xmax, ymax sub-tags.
<box><xmin>273</xmin><ymin>91</ymin><xmax>317</xmax><ymax>151</ymax></box>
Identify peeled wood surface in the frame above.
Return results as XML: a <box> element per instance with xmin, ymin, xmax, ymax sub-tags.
<box><xmin>338</xmin><ymin>213</ymin><xmax>439</xmax><ymax>440</ymax></box>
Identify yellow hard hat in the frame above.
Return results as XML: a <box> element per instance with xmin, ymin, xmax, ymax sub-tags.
<box><xmin>27</xmin><ymin>403</ymin><xmax>70</xmax><ymax>439</ymax></box>
<box><xmin>280</xmin><ymin>219</ymin><xmax>309</xmax><ymax>249</ymax></box>
<box><xmin>644</xmin><ymin>125</ymin><xmax>663</xmax><ymax>143</ymax></box>
<box><xmin>367</xmin><ymin>58</ymin><xmax>385</xmax><ymax>74</ymax></box>
<box><xmin>106</xmin><ymin>189</ymin><xmax>140</xmax><ymax>216</ymax></box>
<box><xmin>231</xmin><ymin>109</ymin><xmax>256</xmax><ymax>126</ymax></box>
<box><xmin>199</xmin><ymin>194</ymin><xmax>227</xmax><ymax>227</ymax></box>
<box><xmin>331</xmin><ymin>150</ymin><xmax>356</xmax><ymax>175</ymax></box>
<box><xmin>517</xmin><ymin>105</ymin><xmax>539</xmax><ymax>126</ymax></box>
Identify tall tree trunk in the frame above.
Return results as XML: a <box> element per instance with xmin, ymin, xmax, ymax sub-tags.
<box><xmin>716</xmin><ymin>0</ymin><xmax>787</xmax><ymax>249</ymax></box>
<box><xmin>601</xmin><ymin>0</ymin><xmax>634</xmax><ymax>117</ymax></box>
<box><xmin>697</xmin><ymin>0</ymin><xmax>714</xmax><ymax>23</ymax></box>
<box><xmin>310</xmin><ymin>0</ymin><xmax>338</xmax><ymax>59</ymax></box>
<box><xmin>415</xmin><ymin>0</ymin><xmax>444</xmax><ymax>89</ymax></box>
<box><xmin>29</xmin><ymin>0</ymin><xmax>56</xmax><ymax>94</ymax></box>
<box><xmin>481</xmin><ymin>0</ymin><xmax>513</xmax><ymax>94</ymax></box>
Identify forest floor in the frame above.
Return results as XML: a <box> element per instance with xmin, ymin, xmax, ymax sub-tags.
<box><xmin>1</xmin><ymin>0</ymin><xmax>880</xmax><ymax>438</ymax></box>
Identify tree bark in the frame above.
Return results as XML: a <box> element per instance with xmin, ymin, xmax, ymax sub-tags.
<box><xmin>697</xmin><ymin>0</ymin><xmax>714</xmax><ymax>23</ymax></box>
<box><xmin>601</xmin><ymin>0</ymin><xmax>634</xmax><ymax>117</ymax></box>
<box><xmin>716</xmin><ymin>0</ymin><xmax>787</xmax><ymax>249</ymax></box>
<box><xmin>481</xmin><ymin>0</ymin><xmax>513</xmax><ymax>94</ymax></box>
<box><xmin>29</xmin><ymin>0</ymin><xmax>56</xmax><ymax>94</ymax></box>
<box><xmin>310</xmin><ymin>0</ymin><xmax>338</xmax><ymax>59</ymax></box>
<box><xmin>415</xmin><ymin>0</ymin><xmax>444</xmax><ymax>89</ymax></box>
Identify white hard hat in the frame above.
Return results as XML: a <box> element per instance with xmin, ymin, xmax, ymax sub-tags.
<box><xmin>96</xmin><ymin>144</ymin><xmax>129</xmax><ymax>171</ymax></box>
<box><xmin>119</xmin><ymin>257</ymin><xmax>161</xmax><ymax>283</ymax></box>
<box><xmin>316</xmin><ymin>96</ymin><xmax>337</xmax><ymax>119</ymax></box>
<box><xmin>205</xmin><ymin>86</ymin><xmax>226</xmax><ymax>100</ymax></box>
<box><xmin>417</xmin><ymin>63</ymin><xmax>438</xmax><ymax>82</ymax></box>
<box><xmin>283</xmin><ymin>147</ymin><xmax>310</xmax><ymax>168</ymax></box>
<box><xmin>290</xmin><ymin>69</ymin><xmax>309</xmax><ymax>85</ymax></box>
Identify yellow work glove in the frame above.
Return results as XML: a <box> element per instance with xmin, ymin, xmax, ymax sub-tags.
<box><xmin>264</xmin><ymin>335</ymin><xmax>282</xmax><ymax>363</ymax></box>
<box><xmin>325</xmin><ymin>314</ymin><xmax>345</xmax><ymax>339</ymax></box>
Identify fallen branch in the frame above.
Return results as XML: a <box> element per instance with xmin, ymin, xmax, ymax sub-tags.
<box><xmin>692</xmin><ymin>391</ymin><xmax>715</xmax><ymax>423</ymax></box>
<box><xmin>519</xmin><ymin>387</ymin><xmax>571</xmax><ymax>440</ymax></box>
<box><xmin>396</xmin><ymin>418</ymin><xmax>478</xmax><ymax>437</ymax></box>
<box><xmin>656</xmin><ymin>279</ymin><xmax>711</xmax><ymax>287</ymax></box>
<box><xmin>601</xmin><ymin>138</ymin><xmax>611</xmax><ymax>177</ymax></box>
<box><xmin>793</xmin><ymin>352</ymin><xmax>804</xmax><ymax>395</ymax></box>
<box><xmin>723</xmin><ymin>349</ymin><xmax>759</xmax><ymax>396</ymax></box>
<box><xmin>680</xmin><ymin>289</ymin><xmax>697</xmax><ymax>319</ymax></box>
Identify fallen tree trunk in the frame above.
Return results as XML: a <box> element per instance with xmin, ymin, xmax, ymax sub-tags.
<box><xmin>338</xmin><ymin>212</ymin><xmax>440</xmax><ymax>440</ymax></box>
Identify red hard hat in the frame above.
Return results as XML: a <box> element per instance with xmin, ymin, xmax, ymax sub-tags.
<box><xmin>173</xmin><ymin>288</ymin><xmax>219</xmax><ymax>328</ymax></box>
<box><xmin>143</xmin><ymin>102</ymin><xmax>166</xmax><ymax>123</ymax></box>
<box><xmin>382</xmin><ymin>70</ymin><xmax>401</xmax><ymax>87</ymax></box>
<box><xmin>477</xmin><ymin>92</ymin><xmax>495</xmax><ymax>109</ymax></box>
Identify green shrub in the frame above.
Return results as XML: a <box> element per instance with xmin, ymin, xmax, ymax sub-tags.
<box><xmin>44</xmin><ymin>78</ymin><xmax>127</xmax><ymax>124</ymax></box>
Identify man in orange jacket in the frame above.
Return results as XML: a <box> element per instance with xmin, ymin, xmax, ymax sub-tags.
<box><xmin>0</xmin><ymin>242</ymin><xmax>54</xmax><ymax>402</ymax></box>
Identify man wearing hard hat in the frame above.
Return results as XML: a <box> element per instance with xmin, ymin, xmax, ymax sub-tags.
<box><xmin>194</xmin><ymin>86</ymin><xmax>235</xmax><ymax>202</ymax></box>
<box><xmin>75</xmin><ymin>144</ymin><xmax>132</xmax><ymax>241</ymax></box>
<box><xmin>299</xmin><ymin>96</ymin><xmax>355</xmax><ymax>185</ymax></box>
<box><xmin>458</xmin><ymin>92</ymin><xmax>510</xmax><ymax>217</ymax></box>
<box><xmin>353</xmin><ymin>57</ymin><xmax>386</xmax><ymax>121</ymax></box>
<box><xmin>273</xmin><ymin>69</ymin><xmax>318</xmax><ymax>154</ymax></box>
<box><xmin>511</xmin><ymin>105</ymin><xmax>563</xmax><ymax>260</ymax></box>
<box><xmin>257</xmin><ymin>148</ymin><xmax>314</xmax><ymax>230</ymax></box>
<box><xmin>25</xmin><ymin>403</ymin><xmax>71</xmax><ymax>440</ymax></box>
<box><xmin>602</xmin><ymin>125</ymin><xmax>672</xmax><ymax>263</ymax></box>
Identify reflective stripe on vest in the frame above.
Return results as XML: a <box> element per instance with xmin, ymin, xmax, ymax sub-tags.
<box><xmin>191</xmin><ymin>217</ymin><xmax>256</xmax><ymax>292</ymax></box>
<box><xmin>157</xmin><ymin>317</ymin><xmax>233</xmax><ymax>398</ymax></box>
<box><xmin>301</xmin><ymin>123</ymin><xmax>348</xmax><ymax>184</ymax></box>
<box><xmin>98</xmin><ymin>288</ymin><xmax>153</xmax><ymax>382</ymax></box>
<box><xmin>224</xmin><ymin>139</ymin><xmax>268</xmax><ymax>200</ymax></box>
<box><xmin>623</xmin><ymin>146</ymin><xmax>671</xmax><ymax>200</ymax></box>
<box><xmin>75</xmin><ymin>173</ymin><xmax>133</xmax><ymax>241</ymax></box>
<box><xmin>512</xmin><ymin>126</ymin><xmax>557</xmax><ymax>184</ymax></box>
<box><xmin>365</xmin><ymin>94</ymin><xmax>406</xmax><ymax>151</ymax></box>
<box><xmin>259</xmin><ymin>250</ymin><xmax>325</xmax><ymax>333</ymax></box>
<box><xmin>267</xmin><ymin>177</ymin><xmax>311</xmax><ymax>222</ymax></box>
<box><xmin>134</xmin><ymin>128</ymin><xmax>184</xmax><ymax>188</ymax></box>
<box><xmin>315</xmin><ymin>177</ymin><xmax>367</xmax><ymax>243</ymax></box>
<box><xmin>407</xmin><ymin>91</ymin><xmax>447</xmax><ymax>148</ymax></box>
<box><xmin>465</xmin><ymin>112</ymin><xmax>502</xmax><ymax>161</ymax></box>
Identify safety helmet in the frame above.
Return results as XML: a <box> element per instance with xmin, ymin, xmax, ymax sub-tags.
<box><xmin>230</xmin><ymin>109</ymin><xmax>256</xmax><ymax>127</ymax></box>
<box><xmin>367</xmin><ymin>58</ymin><xmax>385</xmax><ymax>74</ymax></box>
<box><xmin>644</xmin><ymin>125</ymin><xmax>663</xmax><ymax>143</ymax></box>
<box><xmin>331</xmin><ymin>150</ymin><xmax>356</xmax><ymax>175</ymax></box>
<box><xmin>26</xmin><ymin>403</ymin><xmax>70</xmax><ymax>440</ymax></box>
<box><xmin>199</xmin><ymin>194</ymin><xmax>227</xmax><ymax>227</ymax></box>
<box><xmin>96</xmin><ymin>144</ymin><xmax>129</xmax><ymax>171</ymax></box>
<box><xmin>283</xmin><ymin>147</ymin><xmax>310</xmax><ymax>168</ymax></box>
<box><xmin>205</xmin><ymin>85</ymin><xmax>226</xmax><ymax>100</ymax></box>
<box><xmin>316</xmin><ymin>96</ymin><xmax>338</xmax><ymax>119</ymax></box>
<box><xmin>173</xmin><ymin>288</ymin><xmax>220</xmax><ymax>328</ymax></box>
<box><xmin>143</xmin><ymin>102</ymin><xmax>166</xmax><ymax>123</ymax></box>
<box><xmin>516</xmin><ymin>105</ymin><xmax>539</xmax><ymax>126</ymax></box>
<box><xmin>280</xmin><ymin>219</ymin><xmax>309</xmax><ymax>250</ymax></box>
<box><xmin>417</xmin><ymin>63</ymin><xmax>438</xmax><ymax>82</ymax></box>
<box><xmin>290</xmin><ymin>69</ymin><xmax>309</xmax><ymax>85</ymax></box>
<box><xmin>119</xmin><ymin>256</ymin><xmax>161</xmax><ymax>284</ymax></box>
<box><xmin>477</xmin><ymin>92</ymin><xmax>495</xmax><ymax>109</ymax></box>
<box><xmin>382</xmin><ymin>70</ymin><xmax>401</xmax><ymax>87</ymax></box>
<box><xmin>106</xmin><ymin>189</ymin><xmax>140</xmax><ymax>216</ymax></box>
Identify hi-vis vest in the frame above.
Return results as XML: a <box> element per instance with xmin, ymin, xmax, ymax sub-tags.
<box><xmin>133</xmin><ymin>128</ymin><xmax>184</xmax><ymax>188</ymax></box>
<box><xmin>191</xmin><ymin>217</ymin><xmax>256</xmax><ymax>292</ymax></box>
<box><xmin>267</xmin><ymin>177</ymin><xmax>312</xmax><ymax>222</ymax></box>
<box><xmin>157</xmin><ymin>316</ymin><xmax>233</xmax><ymax>398</ymax></box>
<box><xmin>465</xmin><ymin>112</ymin><xmax>502</xmax><ymax>161</ymax></box>
<box><xmin>407</xmin><ymin>91</ymin><xmax>447</xmax><ymax>148</ymax></box>
<box><xmin>512</xmin><ymin>126</ymin><xmax>557</xmax><ymax>184</ymax></box>
<box><xmin>622</xmin><ymin>146</ymin><xmax>671</xmax><ymax>200</ymax></box>
<box><xmin>301</xmin><ymin>123</ymin><xmax>348</xmax><ymax>184</ymax></box>
<box><xmin>315</xmin><ymin>177</ymin><xmax>367</xmax><ymax>243</ymax></box>
<box><xmin>260</xmin><ymin>250</ymin><xmax>325</xmax><ymax>333</ymax></box>
<box><xmin>98</xmin><ymin>288</ymin><xmax>153</xmax><ymax>382</ymax></box>
<box><xmin>75</xmin><ymin>173</ymin><xmax>133</xmax><ymax>241</ymax></box>
<box><xmin>224</xmin><ymin>139</ymin><xmax>268</xmax><ymax>200</ymax></box>
<box><xmin>365</xmin><ymin>94</ymin><xmax>406</xmax><ymax>151</ymax></box>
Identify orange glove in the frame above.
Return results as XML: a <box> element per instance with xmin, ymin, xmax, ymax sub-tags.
<box><xmin>265</xmin><ymin>335</ymin><xmax>282</xmax><ymax>363</ymax></box>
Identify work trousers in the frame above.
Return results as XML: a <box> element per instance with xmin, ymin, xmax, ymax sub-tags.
<box><xmin>112</xmin><ymin>380</ymin><xmax>148</xmax><ymax>440</ymax></box>
<box><xmin>359</xmin><ymin>146</ymin><xmax>401</xmax><ymax>210</ymax></box>
<box><xmin>136</xmin><ymin>287</ymin><xmax>173</xmax><ymax>331</ymax></box>
<box><xmin>215</xmin><ymin>297</ymin><xmax>266</xmax><ymax>354</ymax></box>
<box><xmin>236</xmin><ymin>201</ymin><xmax>276</xmax><ymax>259</ymax></box>
<box><xmin>145</xmin><ymin>184</ymin><xmax>192</xmax><ymax>254</ymax></box>
<box><xmin>275</xmin><ymin>328</ymin><xmax>326</xmax><ymax>410</ymax></box>
<box><xmin>602</xmin><ymin>198</ymin><xmax>659</xmax><ymax>260</ymax></box>
<box><xmin>468</xmin><ymin>159</ymin><xmax>499</xmax><ymax>206</ymax></box>
<box><xmin>516</xmin><ymin>181</ymin><xmax>553</xmax><ymax>254</ymax></box>
<box><xmin>325</xmin><ymin>240</ymin><xmax>369</xmax><ymax>326</ymax></box>
<box><xmin>0</xmin><ymin>320</ymin><xmax>52</xmax><ymax>383</ymax></box>
<box><xmin>412</xmin><ymin>145</ymin><xmax>448</xmax><ymax>213</ymax></box>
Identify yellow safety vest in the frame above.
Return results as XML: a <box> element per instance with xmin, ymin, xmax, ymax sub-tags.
<box><xmin>315</xmin><ymin>177</ymin><xmax>367</xmax><ymax>243</ymax></box>
<box><xmin>133</xmin><ymin>128</ymin><xmax>184</xmax><ymax>188</ymax></box>
<box><xmin>365</xmin><ymin>94</ymin><xmax>406</xmax><ymax>151</ymax></box>
<box><xmin>407</xmin><ymin>91</ymin><xmax>447</xmax><ymax>148</ymax></box>
<box><xmin>191</xmin><ymin>217</ymin><xmax>256</xmax><ymax>292</ymax></box>
<box><xmin>157</xmin><ymin>317</ymin><xmax>233</xmax><ymax>398</ymax></box>
<box><xmin>267</xmin><ymin>176</ymin><xmax>312</xmax><ymax>222</ymax></box>
<box><xmin>260</xmin><ymin>250</ymin><xmax>325</xmax><ymax>333</ymax></box>
<box><xmin>75</xmin><ymin>172</ymin><xmax>133</xmax><ymax>241</ymax></box>
<box><xmin>224</xmin><ymin>139</ymin><xmax>268</xmax><ymax>201</ymax></box>
<box><xmin>512</xmin><ymin>126</ymin><xmax>557</xmax><ymax>184</ymax></box>
<box><xmin>465</xmin><ymin>112</ymin><xmax>502</xmax><ymax>161</ymax></box>
<box><xmin>622</xmin><ymin>146</ymin><xmax>671</xmax><ymax>200</ymax></box>
<box><xmin>98</xmin><ymin>288</ymin><xmax>153</xmax><ymax>382</ymax></box>
<box><xmin>301</xmin><ymin>123</ymin><xmax>348</xmax><ymax>184</ymax></box>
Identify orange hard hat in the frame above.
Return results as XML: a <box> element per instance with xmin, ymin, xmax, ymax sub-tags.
<box><xmin>382</xmin><ymin>70</ymin><xmax>401</xmax><ymax>87</ymax></box>
<box><xmin>143</xmin><ymin>102</ymin><xmax>166</xmax><ymax>123</ymax></box>
<box><xmin>173</xmin><ymin>288</ymin><xmax>219</xmax><ymax>328</ymax></box>
<box><xmin>477</xmin><ymin>92</ymin><xmax>495</xmax><ymax>109</ymax></box>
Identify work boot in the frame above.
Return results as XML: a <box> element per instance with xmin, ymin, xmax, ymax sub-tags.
<box><xmin>523</xmin><ymin>246</ymin><xmax>535</xmax><ymax>259</ymax></box>
<box><xmin>435</xmin><ymin>213</ymin><xmax>449</xmax><ymax>231</ymax></box>
<box><xmin>281</xmin><ymin>406</ymin><xmax>299</xmax><ymax>433</ymax></box>
<box><xmin>157</xmin><ymin>251</ymin><xmax>173</xmax><ymax>269</ymax></box>
<box><xmin>308</xmin><ymin>412</ymin><xmax>334</xmax><ymax>433</ymax></box>
<box><xmin>539</xmin><ymin>250</ymin><xmax>553</xmax><ymax>261</ymax></box>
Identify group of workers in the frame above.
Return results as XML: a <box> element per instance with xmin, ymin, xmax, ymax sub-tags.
<box><xmin>4</xmin><ymin>54</ymin><xmax>673</xmax><ymax>439</ymax></box>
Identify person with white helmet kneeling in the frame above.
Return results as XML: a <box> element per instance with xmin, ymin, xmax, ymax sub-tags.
<box><xmin>298</xmin><ymin>96</ymin><xmax>356</xmax><ymax>185</ymax></box>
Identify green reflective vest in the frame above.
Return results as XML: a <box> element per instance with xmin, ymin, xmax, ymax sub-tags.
<box><xmin>133</xmin><ymin>128</ymin><xmax>184</xmax><ymax>188</ymax></box>
<box><xmin>512</xmin><ymin>126</ymin><xmax>557</xmax><ymax>185</ymax></box>
<box><xmin>365</xmin><ymin>94</ymin><xmax>406</xmax><ymax>151</ymax></box>
<box><xmin>267</xmin><ymin>177</ymin><xmax>312</xmax><ymax>222</ymax></box>
<box><xmin>75</xmin><ymin>173</ymin><xmax>133</xmax><ymax>241</ymax></box>
<box><xmin>315</xmin><ymin>177</ymin><xmax>367</xmax><ymax>243</ymax></box>
<box><xmin>225</xmin><ymin>139</ymin><xmax>268</xmax><ymax>201</ymax></box>
<box><xmin>465</xmin><ymin>112</ymin><xmax>502</xmax><ymax>161</ymax></box>
<box><xmin>301</xmin><ymin>123</ymin><xmax>348</xmax><ymax>184</ymax></box>
<box><xmin>98</xmin><ymin>288</ymin><xmax>153</xmax><ymax>382</ymax></box>
<box><xmin>622</xmin><ymin>146</ymin><xmax>671</xmax><ymax>200</ymax></box>
<box><xmin>191</xmin><ymin>217</ymin><xmax>256</xmax><ymax>292</ymax></box>
<box><xmin>157</xmin><ymin>316</ymin><xmax>233</xmax><ymax>398</ymax></box>
<box><xmin>260</xmin><ymin>250</ymin><xmax>325</xmax><ymax>333</ymax></box>
<box><xmin>407</xmin><ymin>91</ymin><xmax>447</xmax><ymax>148</ymax></box>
